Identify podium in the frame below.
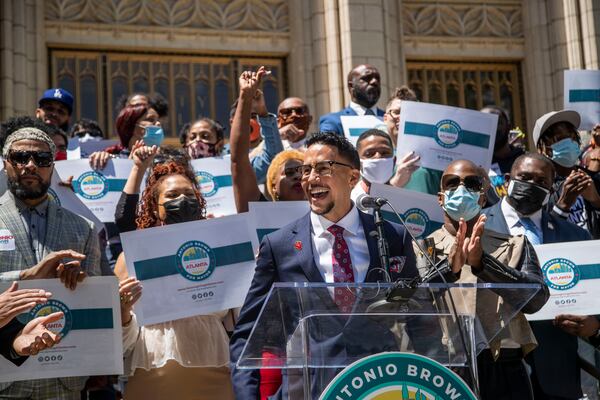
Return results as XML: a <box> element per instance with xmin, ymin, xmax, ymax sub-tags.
<box><xmin>236</xmin><ymin>282</ymin><xmax>542</xmax><ymax>399</ymax></box>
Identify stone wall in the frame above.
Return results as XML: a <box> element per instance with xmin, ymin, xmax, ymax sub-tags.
<box><xmin>0</xmin><ymin>0</ymin><xmax>599</xmax><ymax>140</ymax></box>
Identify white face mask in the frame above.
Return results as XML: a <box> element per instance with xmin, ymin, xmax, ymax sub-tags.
<box><xmin>360</xmin><ymin>157</ymin><xmax>395</xmax><ymax>184</ymax></box>
<box><xmin>78</xmin><ymin>133</ymin><xmax>102</xmax><ymax>143</ymax></box>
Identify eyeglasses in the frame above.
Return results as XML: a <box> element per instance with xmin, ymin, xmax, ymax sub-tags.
<box><xmin>387</xmin><ymin>109</ymin><xmax>401</xmax><ymax>117</ymax></box>
<box><xmin>279</xmin><ymin>107</ymin><xmax>307</xmax><ymax>118</ymax></box>
<box><xmin>7</xmin><ymin>151</ymin><xmax>54</xmax><ymax>167</ymax></box>
<box><xmin>283</xmin><ymin>166</ymin><xmax>302</xmax><ymax>178</ymax></box>
<box><xmin>298</xmin><ymin>160</ymin><xmax>353</xmax><ymax>179</ymax></box>
<box><xmin>441</xmin><ymin>174</ymin><xmax>485</xmax><ymax>192</ymax></box>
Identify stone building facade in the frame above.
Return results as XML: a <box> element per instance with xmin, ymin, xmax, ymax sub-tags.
<box><xmin>1</xmin><ymin>0</ymin><xmax>599</xmax><ymax>146</ymax></box>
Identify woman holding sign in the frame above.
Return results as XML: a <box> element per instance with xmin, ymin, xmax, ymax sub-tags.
<box><xmin>114</xmin><ymin>162</ymin><xmax>234</xmax><ymax>400</ymax></box>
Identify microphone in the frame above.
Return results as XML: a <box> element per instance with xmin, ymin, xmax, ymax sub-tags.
<box><xmin>356</xmin><ymin>193</ymin><xmax>387</xmax><ymax>211</ymax></box>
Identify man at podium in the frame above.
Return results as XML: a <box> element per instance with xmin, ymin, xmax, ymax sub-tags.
<box><xmin>230</xmin><ymin>132</ymin><xmax>420</xmax><ymax>399</ymax></box>
<box><xmin>416</xmin><ymin>159</ymin><xmax>550</xmax><ymax>399</ymax></box>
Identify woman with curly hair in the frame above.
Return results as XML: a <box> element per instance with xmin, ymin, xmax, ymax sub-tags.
<box><xmin>113</xmin><ymin>162</ymin><xmax>234</xmax><ymax>400</ymax></box>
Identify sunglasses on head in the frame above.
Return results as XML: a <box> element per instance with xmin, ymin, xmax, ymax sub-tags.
<box><xmin>441</xmin><ymin>174</ymin><xmax>485</xmax><ymax>192</ymax></box>
<box><xmin>7</xmin><ymin>150</ymin><xmax>54</xmax><ymax>167</ymax></box>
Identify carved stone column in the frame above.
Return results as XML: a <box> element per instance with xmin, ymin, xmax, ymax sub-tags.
<box><xmin>0</xmin><ymin>0</ymin><xmax>46</xmax><ymax>120</ymax></box>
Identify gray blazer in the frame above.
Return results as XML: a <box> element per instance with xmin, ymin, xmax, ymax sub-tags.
<box><xmin>0</xmin><ymin>190</ymin><xmax>102</xmax><ymax>393</ymax></box>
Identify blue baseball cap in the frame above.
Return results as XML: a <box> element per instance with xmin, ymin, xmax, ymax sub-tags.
<box><xmin>38</xmin><ymin>88</ymin><xmax>74</xmax><ymax>114</ymax></box>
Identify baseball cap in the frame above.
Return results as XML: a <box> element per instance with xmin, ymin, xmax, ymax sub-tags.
<box><xmin>532</xmin><ymin>109</ymin><xmax>581</xmax><ymax>146</ymax></box>
<box><xmin>38</xmin><ymin>88</ymin><xmax>74</xmax><ymax>115</ymax></box>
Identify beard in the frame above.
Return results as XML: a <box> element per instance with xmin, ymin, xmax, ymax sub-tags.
<box><xmin>7</xmin><ymin>174</ymin><xmax>50</xmax><ymax>200</ymax></box>
<box><xmin>352</xmin><ymin>86</ymin><xmax>380</xmax><ymax>108</ymax></box>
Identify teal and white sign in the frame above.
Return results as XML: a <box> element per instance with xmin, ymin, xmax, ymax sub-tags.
<box><xmin>248</xmin><ymin>201</ymin><xmax>310</xmax><ymax>251</ymax></box>
<box><xmin>191</xmin><ymin>156</ymin><xmax>236</xmax><ymax>217</ymax></box>
<box><xmin>55</xmin><ymin>159</ymin><xmax>131</xmax><ymax>223</ymax></box>
<box><xmin>319</xmin><ymin>352</ymin><xmax>477</xmax><ymax>400</ymax></box>
<box><xmin>529</xmin><ymin>240</ymin><xmax>600</xmax><ymax>321</ymax></box>
<box><xmin>564</xmin><ymin>69</ymin><xmax>600</xmax><ymax>130</ymax></box>
<box><xmin>370</xmin><ymin>183</ymin><xmax>444</xmax><ymax>240</ymax></box>
<box><xmin>0</xmin><ymin>277</ymin><xmax>122</xmax><ymax>382</ymax></box>
<box><xmin>397</xmin><ymin>101</ymin><xmax>497</xmax><ymax>174</ymax></box>
<box><xmin>121</xmin><ymin>213</ymin><xmax>259</xmax><ymax>325</ymax></box>
<box><xmin>340</xmin><ymin>115</ymin><xmax>386</xmax><ymax>147</ymax></box>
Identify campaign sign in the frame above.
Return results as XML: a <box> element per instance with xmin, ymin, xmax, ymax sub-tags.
<box><xmin>564</xmin><ymin>69</ymin><xmax>600</xmax><ymax>131</ymax></box>
<box><xmin>190</xmin><ymin>156</ymin><xmax>236</xmax><ymax>217</ymax></box>
<box><xmin>397</xmin><ymin>101</ymin><xmax>497</xmax><ymax>173</ymax></box>
<box><xmin>121</xmin><ymin>213</ymin><xmax>259</xmax><ymax>325</ymax></box>
<box><xmin>0</xmin><ymin>277</ymin><xmax>122</xmax><ymax>382</ymax></box>
<box><xmin>528</xmin><ymin>240</ymin><xmax>600</xmax><ymax>321</ymax></box>
<box><xmin>55</xmin><ymin>159</ymin><xmax>132</xmax><ymax>222</ymax></box>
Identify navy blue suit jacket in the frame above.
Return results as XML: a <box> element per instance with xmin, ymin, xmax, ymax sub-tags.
<box><xmin>318</xmin><ymin>106</ymin><xmax>385</xmax><ymax>136</ymax></box>
<box><xmin>230</xmin><ymin>210</ymin><xmax>419</xmax><ymax>399</ymax></box>
<box><xmin>483</xmin><ymin>201</ymin><xmax>591</xmax><ymax>399</ymax></box>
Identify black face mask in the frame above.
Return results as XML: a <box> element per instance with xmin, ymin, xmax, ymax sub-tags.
<box><xmin>507</xmin><ymin>179</ymin><xmax>550</xmax><ymax>215</ymax></box>
<box><xmin>161</xmin><ymin>196</ymin><xmax>201</xmax><ymax>224</ymax></box>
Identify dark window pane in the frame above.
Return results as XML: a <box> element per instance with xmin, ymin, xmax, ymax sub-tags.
<box><xmin>500</xmin><ymin>83</ymin><xmax>514</xmax><ymax>125</ymax></box>
<box><xmin>215</xmin><ymin>80</ymin><xmax>231</xmax><ymax>135</ymax></box>
<box><xmin>464</xmin><ymin>84</ymin><xmax>478</xmax><ymax>110</ymax></box>
<box><xmin>482</xmin><ymin>84</ymin><xmax>495</xmax><ymax>106</ymax></box>
<box><xmin>429</xmin><ymin>85</ymin><xmax>442</xmax><ymax>104</ymax></box>
<box><xmin>447</xmin><ymin>85</ymin><xmax>460</xmax><ymax>107</ymax></box>
<box><xmin>112</xmin><ymin>77</ymin><xmax>128</xmax><ymax>122</ymax></box>
<box><xmin>175</xmin><ymin>80</ymin><xmax>191</xmax><ymax>137</ymax></box>
<box><xmin>195</xmin><ymin>80</ymin><xmax>210</xmax><ymax>118</ymax></box>
<box><xmin>80</xmin><ymin>76</ymin><xmax>97</xmax><ymax>120</ymax></box>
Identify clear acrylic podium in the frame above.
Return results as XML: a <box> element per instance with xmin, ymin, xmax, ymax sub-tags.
<box><xmin>236</xmin><ymin>282</ymin><xmax>541</xmax><ymax>399</ymax></box>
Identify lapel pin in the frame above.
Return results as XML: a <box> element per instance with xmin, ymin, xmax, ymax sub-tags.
<box><xmin>294</xmin><ymin>240</ymin><xmax>302</xmax><ymax>251</ymax></box>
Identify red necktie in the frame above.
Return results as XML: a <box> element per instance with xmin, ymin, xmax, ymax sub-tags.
<box><xmin>327</xmin><ymin>225</ymin><xmax>355</xmax><ymax>313</ymax></box>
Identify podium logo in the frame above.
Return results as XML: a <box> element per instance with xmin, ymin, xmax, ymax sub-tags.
<box><xmin>319</xmin><ymin>352</ymin><xmax>476</xmax><ymax>400</ymax></box>
<box><xmin>46</xmin><ymin>187</ymin><xmax>61</xmax><ymax>206</ymax></box>
<box><xmin>435</xmin><ymin>120</ymin><xmax>461</xmax><ymax>149</ymax></box>
<box><xmin>78</xmin><ymin>171</ymin><xmax>108</xmax><ymax>200</ymax></box>
<box><xmin>543</xmin><ymin>258</ymin><xmax>580</xmax><ymax>291</ymax></box>
<box><xmin>196</xmin><ymin>171</ymin><xmax>218</xmax><ymax>197</ymax></box>
<box><xmin>176</xmin><ymin>240</ymin><xmax>216</xmax><ymax>281</ymax></box>
<box><xmin>402</xmin><ymin>208</ymin><xmax>429</xmax><ymax>239</ymax></box>
<box><xmin>30</xmin><ymin>299</ymin><xmax>72</xmax><ymax>339</ymax></box>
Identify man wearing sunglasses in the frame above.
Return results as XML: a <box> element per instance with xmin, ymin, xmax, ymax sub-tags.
<box><xmin>416</xmin><ymin>159</ymin><xmax>549</xmax><ymax>399</ymax></box>
<box><xmin>231</xmin><ymin>132</ymin><xmax>420</xmax><ymax>399</ymax></box>
<box><xmin>0</xmin><ymin>127</ymin><xmax>102</xmax><ymax>399</ymax></box>
<box><xmin>277</xmin><ymin>97</ymin><xmax>313</xmax><ymax>150</ymax></box>
<box><xmin>483</xmin><ymin>153</ymin><xmax>593</xmax><ymax>400</ymax></box>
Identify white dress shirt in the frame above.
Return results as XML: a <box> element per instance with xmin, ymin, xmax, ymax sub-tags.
<box><xmin>349</xmin><ymin>101</ymin><xmax>379</xmax><ymax>116</ymax></box>
<box><xmin>310</xmin><ymin>206</ymin><xmax>370</xmax><ymax>283</ymax></box>
<box><xmin>500</xmin><ymin>197</ymin><xmax>543</xmax><ymax>241</ymax></box>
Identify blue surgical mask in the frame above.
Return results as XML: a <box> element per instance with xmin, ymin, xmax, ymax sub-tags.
<box><xmin>550</xmin><ymin>138</ymin><xmax>580</xmax><ymax>168</ymax></box>
<box><xmin>143</xmin><ymin>125</ymin><xmax>164</xmax><ymax>147</ymax></box>
<box><xmin>442</xmin><ymin>185</ymin><xmax>482</xmax><ymax>222</ymax></box>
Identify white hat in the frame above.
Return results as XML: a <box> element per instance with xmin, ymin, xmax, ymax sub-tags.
<box><xmin>532</xmin><ymin>109</ymin><xmax>581</xmax><ymax>146</ymax></box>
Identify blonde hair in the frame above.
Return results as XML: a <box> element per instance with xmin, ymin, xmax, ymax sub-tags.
<box><xmin>266</xmin><ymin>149</ymin><xmax>304</xmax><ymax>201</ymax></box>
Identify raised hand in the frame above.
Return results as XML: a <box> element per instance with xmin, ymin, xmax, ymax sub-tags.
<box><xmin>448</xmin><ymin>218</ymin><xmax>468</xmax><ymax>273</ymax></box>
<box><xmin>238</xmin><ymin>66</ymin><xmax>269</xmax><ymax>99</ymax></box>
<box><xmin>89</xmin><ymin>151</ymin><xmax>112</xmax><ymax>170</ymax></box>
<box><xmin>20</xmin><ymin>250</ymin><xmax>86</xmax><ymax>290</ymax></box>
<box><xmin>466</xmin><ymin>214</ymin><xmax>486</xmax><ymax>270</ymax></box>
<box><xmin>119</xmin><ymin>277</ymin><xmax>142</xmax><ymax>326</ymax></box>
<box><xmin>279</xmin><ymin>123</ymin><xmax>304</xmax><ymax>143</ymax></box>
<box><xmin>0</xmin><ymin>282</ymin><xmax>52</xmax><ymax>328</ymax></box>
<box><xmin>131</xmin><ymin>143</ymin><xmax>159</xmax><ymax>170</ymax></box>
<box><xmin>390</xmin><ymin>151</ymin><xmax>420</xmax><ymax>188</ymax></box>
<box><xmin>12</xmin><ymin>312</ymin><xmax>64</xmax><ymax>356</ymax></box>
<box><xmin>557</xmin><ymin>170</ymin><xmax>591</xmax><ymax>210</ymax></box>
<box><xmin>555</xmin><ymin>314</ymin><xmax>600</xmax><ymax>338</ymax></box>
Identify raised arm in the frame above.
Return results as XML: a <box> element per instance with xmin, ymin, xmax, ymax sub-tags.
<box><xmin>231</xmin><ymin>67</ymin><xmax>268</xmax><ymax>213</ymax></box>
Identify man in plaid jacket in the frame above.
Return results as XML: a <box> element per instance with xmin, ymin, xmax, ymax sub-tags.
<box><xmin>0</xmin><ymin>126</ymin><xmax>102</xmax><ymax>399</ymax></box>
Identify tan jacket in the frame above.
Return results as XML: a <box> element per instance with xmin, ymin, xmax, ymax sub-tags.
<box><xmin>416</xmin><ymin>226</ymin><xmax>548</xmax><ymax>359</ymax></box>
